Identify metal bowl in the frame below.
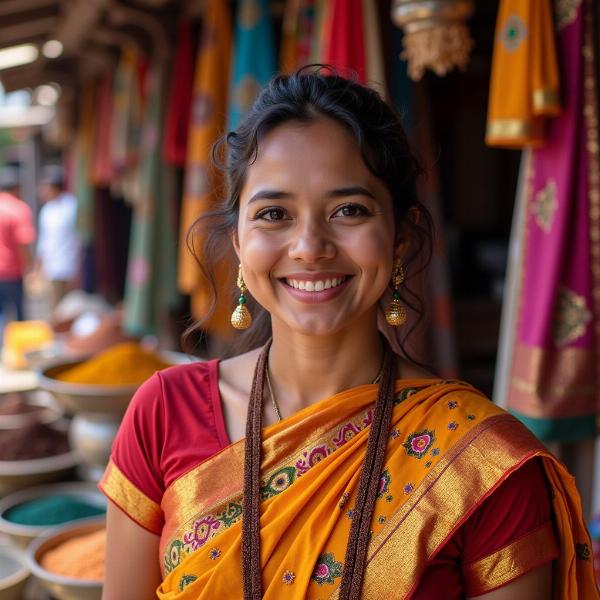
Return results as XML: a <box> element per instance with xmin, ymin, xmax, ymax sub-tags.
<box><xmin>25</xmin><ymin>517</ymin><xmax>104</xmax><ymax>600</ymax></box>
<box><xmin>0</xmin><ymin>543</ymin><xmax>29</xmax><ymax>600</ymax></box>
<box><xmin>0</xmin><ymin>390</ymin><xmax>64</xmax><ymax>430</ymax></box>
<box><xmin>37</xmin><ymin>360</ymin><xmax>138</xmax><ymax>415</ymax></box>
<box><xmin>0</xmin><ymin>482</ymin><xmax>106</xmax><ymax>548</ymax></box>
<box><xmin>37</xmin><ymin>351</ymin><xmax>195</xmax><ymax>415</ymax></box>
<box><xmin>0</xmin><ymin>450</ymin><xmax>79</xmax><ymax>497</ymax></box>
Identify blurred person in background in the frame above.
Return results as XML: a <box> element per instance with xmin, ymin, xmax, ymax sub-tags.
<box><xmin>0</xmin><ymin>166</ymin><xmax>35</xmax><ymax>330</ymax></box>
<box><xmin>36</xmin><ymin>165</ymin><xmax>82</xmax><ymax>310</ymax></box>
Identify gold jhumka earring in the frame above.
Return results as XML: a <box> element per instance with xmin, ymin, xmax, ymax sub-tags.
<box><xmin>231</xmin><ymin>264</ymin><xmax>252</xmax><ymax>330</ymax></box>
<box><xmin>385</xmin><ymin>260</ymin><xmax>407</xmax><ymax>326</ymax></box>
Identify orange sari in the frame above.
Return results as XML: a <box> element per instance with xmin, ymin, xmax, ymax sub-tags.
<box><xmin>155</xmin><ymin>380</ymin><xmax>596</xmax><ymax>599</ymax></box>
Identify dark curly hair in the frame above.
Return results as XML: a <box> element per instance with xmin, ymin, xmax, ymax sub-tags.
<box><xmin>184</xmin><ymin>66</ymin><xmax>433</xmax><ymax>359</ymax></box>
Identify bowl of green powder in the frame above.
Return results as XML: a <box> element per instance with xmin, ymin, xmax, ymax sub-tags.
<box><xmin>0</xmin><ymin>482</ymin><xmax>106</xmax><ymax>547</ymax></box>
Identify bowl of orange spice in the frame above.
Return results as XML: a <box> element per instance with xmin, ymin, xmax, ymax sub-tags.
<box><xmin>25</xmin><ymin>516</ymin><xmax>105</xmax><ymax>600</ymax></box>
<box><xmin>37</xmin><ymin>341</ymin><xmax>175</xmax><ymax>415</ymax></box>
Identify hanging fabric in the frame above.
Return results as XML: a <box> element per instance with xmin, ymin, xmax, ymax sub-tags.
<box><xmin>228</xmin><ymin>0</ymin><xmax>277</xmax><ymax>131</ymax></box>
<box><xmin>74</xmin><ymin>80</ymin><xmax>95</xmax><ymax>244</ymax></box>
<box><xmin>163</xmin><ymin>19</ymin><xmax>196</xmax><ymax>166</ymax></box>
<box><xmin>90</xmin><ymin>73</ymin><xmax>114</xmax><ymax>186</ymax></box>
<box><xmin>495</xmin><ymin>0</ymin><xmax>600</xmax><ymax>442</ymax></box>
<box><xmin>177</xmin><ymin>0</ymin><xmax>233</xmax><ymax>337</ymax></box>
<box><xmin>123</xmin><ymin>59</ymin><xmax>179</xmax><ymax>336</ymax></box>
<box><xmin>323</xmin><ymin>0</ymin><xmax>367</xmax><ymax>82</ymax></box>
<box><xmin>486</xmin><ymin>0</ymin><xmax>561</xmax><ymax>147</ymax></box>
<box><xmin>280</xmin><ymin>0</ymin><xmax>315</xmax><ymax>73</ymax></box>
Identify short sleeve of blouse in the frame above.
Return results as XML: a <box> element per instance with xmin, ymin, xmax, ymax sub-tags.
<box><xmin>460</xmin><ymin>457</ymin><xmax>559</xmax><ymax>596</ymax></box>
<box><xmin>99</xmin><ymin>373</ymin><xmax>166</xmax><ymax>534</ymax></box>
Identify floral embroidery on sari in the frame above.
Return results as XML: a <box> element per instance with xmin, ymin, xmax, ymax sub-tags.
<box><xmin>403</xmin><ymin>429</ymin><xmax>436</xmax><ymax>458</ymax></box>
<box><xmin>377</xmin><ymin>469</ymin><xmax>391</xmax><ymax>498</ymax></box>
<box><xmin>311</xmin><ymin>553</ymin><xmax>343</xmax><ymax>585</ymax></box>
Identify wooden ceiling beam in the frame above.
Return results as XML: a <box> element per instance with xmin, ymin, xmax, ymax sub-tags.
<box><xmin>53</xmin><ymin>0</ymin><xmax>108</xmax><ymax>54</ymax></box>
<box><xmin>0</xmin><ymin>17</ymin><xmax>58</xmax><ymax>47</ymax></box>
<box><xmin>0</xmin><ymin>0</ymin><xmax>56</xmax><ymax>17</ymax></box>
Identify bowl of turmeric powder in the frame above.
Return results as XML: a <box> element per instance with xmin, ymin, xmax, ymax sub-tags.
<box><xmin>37</xmin><ymin>341</ymin><xmax>174</xmax><ymax>415</ymax></box>
<box><xmin>25</xmin><ymin>516</ymin><xmax>105</xmax><ymax>600</ymax></box>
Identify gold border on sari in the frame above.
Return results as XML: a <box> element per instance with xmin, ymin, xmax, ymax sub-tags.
<box><xmin>99</xmin><ymin>459</ymin><xmax>163</xmax><ymax>533</ymax></box>
<box><xmin>533</xmin><ymin>88</ymin><xmax>560</xmax><ymax>113</ymax></box>
<box><xmin>462</xmin><ymin>521</ymin><xmax>557</xmax><ymax>596</ymax></box>
<box><xmin>486</xmin><ymin>118</ymin><xmax>544</xmax><ymax>146</ymax></box>
<box><xmin>329</xmin><ymin>414</ymin><xmax>545</xmax><ymax>599</ymax></box>
<box><xmin>508</xmin><ymin>343</ymin><xmax>596</xmax><ymax>418</ymax></box>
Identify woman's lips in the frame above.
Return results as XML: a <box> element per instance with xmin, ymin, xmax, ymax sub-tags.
<box><xmin>279</xmin><ymin>275</ymin><xmax>353</xmax><ymax>303</ymax></box>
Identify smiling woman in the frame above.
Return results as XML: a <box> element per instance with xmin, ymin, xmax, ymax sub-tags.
<box><xmin>99</xmin><ymin>68</ymin><xmax>598</xmax><ymax>600</ymax></box>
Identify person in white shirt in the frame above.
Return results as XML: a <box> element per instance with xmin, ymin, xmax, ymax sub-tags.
<box><xmin>36</xmin><ymin>165</ymin><xmax>81</xmax><ymax>309</ymax></box>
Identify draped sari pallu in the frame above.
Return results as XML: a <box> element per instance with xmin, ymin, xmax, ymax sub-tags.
<box><xmin>104</xmin><ymin>381</ymin><xmax>597</xmax><ymax>598</ymax></box>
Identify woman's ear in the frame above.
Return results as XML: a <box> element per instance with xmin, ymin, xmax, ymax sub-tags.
<box><xmin>230</xmin><ymin>229</ymin><xmax>241</xmax><ymax>260</ymax></box>
<box><xmin>394</xmin><ymin>207</ymin><xmax>420</xmax><ymax>259</ymax></box>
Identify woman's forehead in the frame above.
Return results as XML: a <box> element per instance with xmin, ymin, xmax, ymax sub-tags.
<box><xmin>243</xmin><ymin>118</ymin><xmax>374</xmax><ymax>190</ymax></box>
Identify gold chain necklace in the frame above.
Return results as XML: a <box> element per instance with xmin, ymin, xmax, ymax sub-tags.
<box><xmin>265</xmin><ymin>353</ymin><xmax>385</xmax><ymax>422</ymax></box>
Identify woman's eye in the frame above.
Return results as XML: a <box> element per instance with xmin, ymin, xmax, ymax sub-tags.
<box><xmin>332</xmin><ymin>204</ymin><xmax>370</xmax><ymax>218</ymax></box>
<box><xmin>256</xmin><ymin>207</ymin><xmax>287</xmax><ymax>221</ymax></box>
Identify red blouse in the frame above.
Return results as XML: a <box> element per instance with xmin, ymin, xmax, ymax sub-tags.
<box><xmin>104</xmin><ymin>361</ymin><xmax>558</xmax><ymax>598</ymax></box>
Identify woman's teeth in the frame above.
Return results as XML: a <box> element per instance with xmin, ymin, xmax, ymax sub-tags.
<box><xmin>285</xmin><ymin>277</ymin><xmax>347</xmax><ymax>291</ymax></box>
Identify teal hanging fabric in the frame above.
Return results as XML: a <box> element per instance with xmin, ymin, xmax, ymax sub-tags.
<box><xmin>228</xmin><ymin>0</ymin><xmax>277</xmax><ymax>130</ymax></box>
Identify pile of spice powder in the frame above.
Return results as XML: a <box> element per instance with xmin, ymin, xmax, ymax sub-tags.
<box><xmin>4</xmin><ymin>495</ymin><xmax>105</xmax><ymax>526</ymax></box>
<box><xmin>54</xmin><ymin>341</ymin><xmax>171</xmax><ymax>386</ymax></box>
<box><xmin>0</xmin><ymin>422</ymin><xmax>68</xmax><ymax>460</ymax></box>
<box><xmin>41</xmin><ymin>528</ymin><xmax>105</xmax><ymax>580</ymax></box>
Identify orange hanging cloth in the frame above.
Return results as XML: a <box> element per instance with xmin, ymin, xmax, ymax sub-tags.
<box><xmin>486</xmin><ymin>0</ymin><xmax>561</xmax><ymax>148</ymax></box>
<box><xmin>177</xmin><ymin>0</ymin><xmax>233</xmax><ymax>337</ymax></box>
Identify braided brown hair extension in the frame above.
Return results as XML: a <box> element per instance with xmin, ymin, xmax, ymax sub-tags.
<box><xmin>339</xmin><ymin>341</ymin><xmax>396</xmax><ymax>599</ymax></box>
<box><xmin>242</xmin><ymin>338</ymin><xmax>396</xmax><ymax>599</ymax></box>
<box><xmin>242</xmin><ymin>339</ymin><xmax>272</xmax><ymax>599</ymax></box>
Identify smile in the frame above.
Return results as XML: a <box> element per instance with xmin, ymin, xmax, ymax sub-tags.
<box><xmin>284</xmin><ymin>276</ymin><xmax>349</xmax><ymax>292</ymax></box>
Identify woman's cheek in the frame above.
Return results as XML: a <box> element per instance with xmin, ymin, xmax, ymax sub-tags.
<box><xmin>240</xmin><ymin>233</ymin><xmax>282</xmax><ymax>294</ymax></box>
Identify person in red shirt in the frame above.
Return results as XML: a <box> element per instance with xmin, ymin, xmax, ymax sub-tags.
<box><xmin>0</xmin><ymin>167</ymin><xmax>35</xmax><ymax>326</ymax></box>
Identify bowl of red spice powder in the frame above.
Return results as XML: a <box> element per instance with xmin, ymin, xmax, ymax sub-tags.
<box><xmin>0</xmin><ymin>419</ymin><xmax>78</xmax><ymax>495</ymax></box>
<box><xmin>25</xmin><ymin>516</ymin><xmax>105</xmax><ymax>600</ymax></box>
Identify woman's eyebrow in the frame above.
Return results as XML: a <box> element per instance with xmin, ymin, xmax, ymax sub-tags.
<box><xmin>327</xmin><ymin>186</ymin><xmax>376</xmax><ymax>200</ymax></box>
<box><xmin>247</xmin><ymin>186</ymin><xmax>376</xmax><ymax>204</ymax></box>
<box><xmin>247</xmin><ymin>189</ymin><xmax>294</xmax><ymax>204</ymax></box>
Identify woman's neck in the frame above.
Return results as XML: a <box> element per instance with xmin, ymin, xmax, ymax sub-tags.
<box><xmin>267</xmin><ymin>318</ymin><xmax>384</xmax><ymax>415</ymax></box>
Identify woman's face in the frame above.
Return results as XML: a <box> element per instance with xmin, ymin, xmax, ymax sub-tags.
<box><xmin>235</xmin><ymin>117</ymin><xmax>400</xmax><ymax>337</ymax></box>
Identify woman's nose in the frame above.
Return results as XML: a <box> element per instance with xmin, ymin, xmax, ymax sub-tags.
<box><xmin>287</xmin><ymin>222</ymin><xmax>336</xmax><ymax>263</ymax></box>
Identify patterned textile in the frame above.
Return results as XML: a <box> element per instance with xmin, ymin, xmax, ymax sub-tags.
<box><xmin>280</xmin><ymin>0</ymin><xmax>316</xmax><ymax>73</ymax></box>
<box><xmin>495</xmin><ymin>0</ymin><xmax>600</xmax><ymax>441</ymax></box>
<box><xmin>228</xmin><ymin>0</ymin><xmax>277</xmax><ymax>131</ymax></box>
<box><xmin>128</xmin><ymin>379</ymin><xmax>596</xmax><ymax>599</ymax></box>
<box><xmin>123</xmin><ymin>61</ymin><xmax>178</xmax><ymax>335</ymax></box>
<box><xmin>486</xmin><ymin>0</ymin><xmax>561</xmax><ymax>147</ymax></box>
<box><xmin>176</xmin><ymin>0</ymin><xmax>233</xmax><ymax>336</ymax></box>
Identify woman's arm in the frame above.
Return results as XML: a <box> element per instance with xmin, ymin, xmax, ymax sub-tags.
<box><xmin>102</xmin><ymin>502</ymin><xmax>162</xmax><ymax>600</ymax></box>
<box><xmin>468</xmin><ymin>562</ymin><xmax>552</xmax><ymax>600</ymax></box>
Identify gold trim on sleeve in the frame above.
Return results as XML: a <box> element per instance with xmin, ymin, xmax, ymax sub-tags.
<box><xmin>99</xmin><ymin>459</ymin><xmax>163</xmax><ymax>534</ymax></box>
<box><xmin>462</xmin><ymin>521</ymin><xmax>557</xmax><ymax>596</ymax></box>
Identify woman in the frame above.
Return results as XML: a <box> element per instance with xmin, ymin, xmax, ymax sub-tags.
<box><xmin>100</xmin><ymin>70</ymin><xmax>597</xmax><ymax>599</ymax></box>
